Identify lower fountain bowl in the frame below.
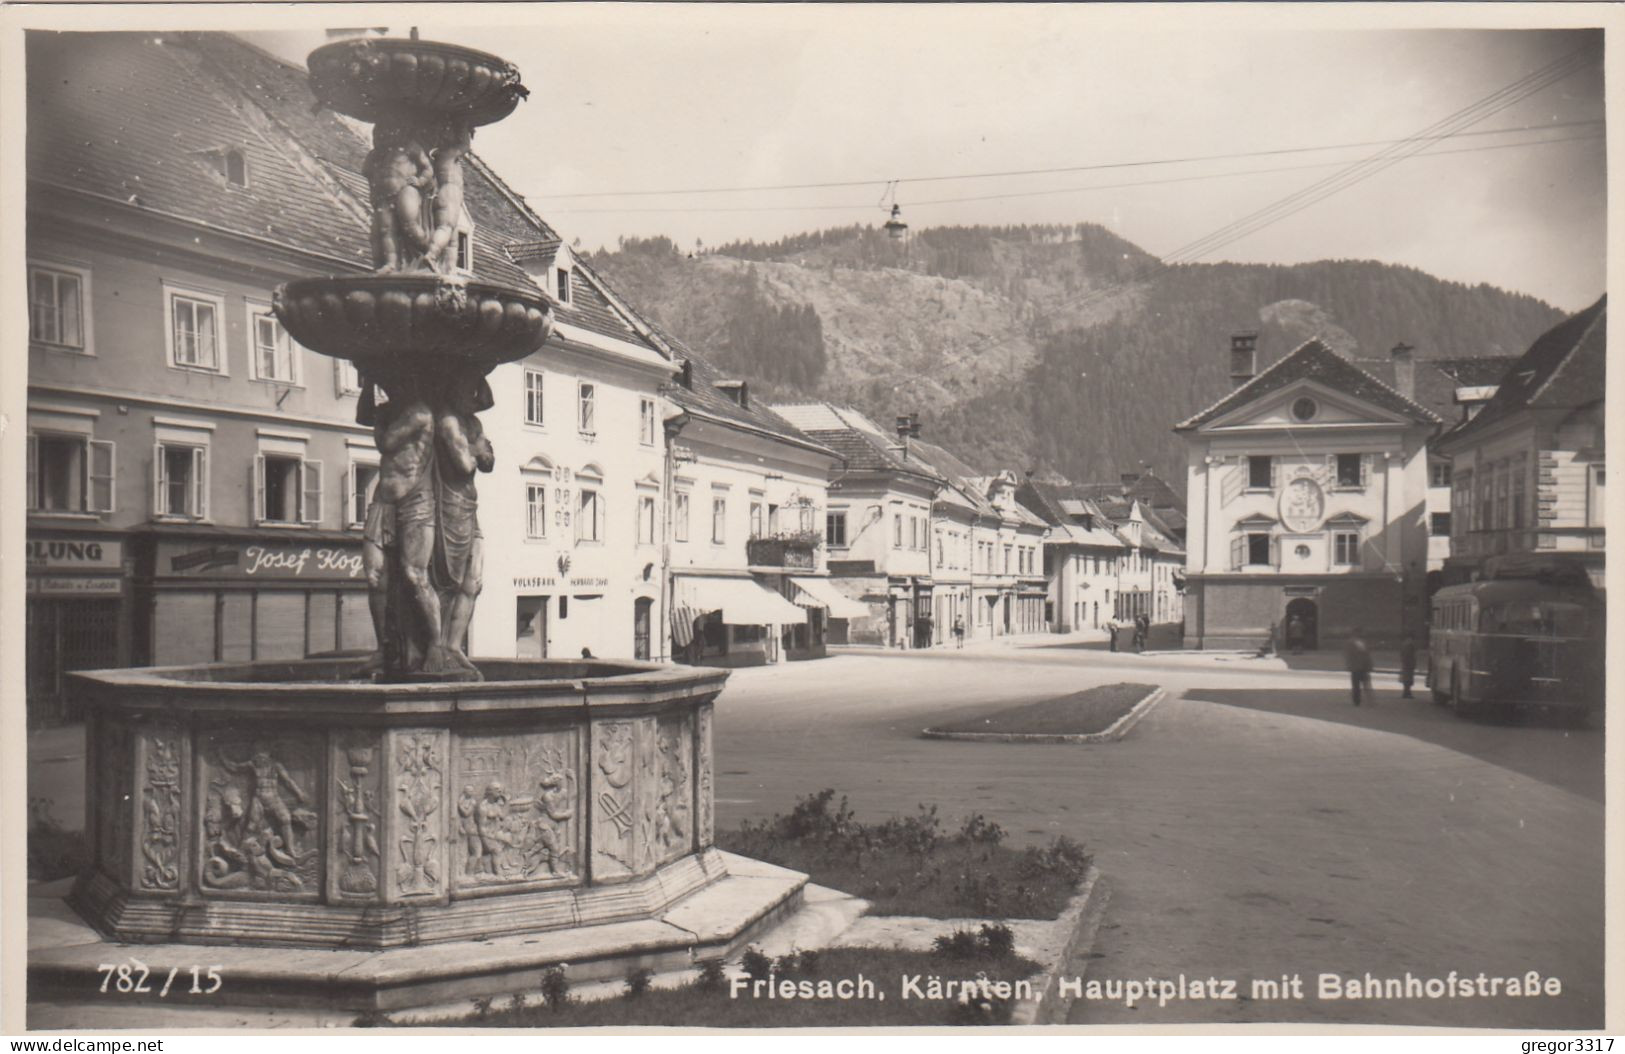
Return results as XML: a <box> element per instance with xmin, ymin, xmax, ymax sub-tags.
<box><xmin>66</xmin><ymin>657</ymin><xmax>726</xmax><ymax>949</ymax></box>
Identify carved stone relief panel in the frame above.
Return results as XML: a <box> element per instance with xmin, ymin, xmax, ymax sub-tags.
<box><xmin>590</xmin><ymin>719</ymin><xmax>639</xmax><ymax>880</ymax></box>
<box><xmin>650</xmin><ymin>713</ymin><xmax>693</xmax><ymax>867</ymax></box>
<box><xmin>695</xmin><ymin>703</ymin><xmax>715</xmax><ymax>849</ymax></box>
<box><xmin>388</xmin><ymin>728</ymin><xmax>448</xmax><ymax>900</ymax></box>
<box><xmin>197</xmin><ymin>728</ymin><xmax>322</xmax><ymax>899</ymax></box>
<box><xmin>453</xmin><ymin>728</ymin><xmax>580</xmax><ymax>890</ymax></box>
<box><xmin>136</xmin><ymin>724</ymin><xmax>185</xmax><ymax>894</ymax></box>
<box><xmin>329</xmin><ymin>731</ymin><xmax>385</xmax><ymax>902</ymax></box>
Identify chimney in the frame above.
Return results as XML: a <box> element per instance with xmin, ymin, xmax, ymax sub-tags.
<box><xmin>1390</xmin><ymin>342</ymin><xmax>1416</xmax><ymax>401</ymax></box>
<box><xmin>909</xmin><ymin>415</ymin><xmax>921</xmax><ymax>439</ymax></box>
<box><xmin>895</xmin><ymin>413</ymin><xmax>914</xmax><ymax>439</ymax></box>
<box><xmin>1229</xmin><ymin>332</ymin><xmax>1258</xmax><ymax>388</ymax></box>
<box><xmin>1120</xmin><ymin>472</ymin><xmax>1140</xmax><ymax>488</ymax></box>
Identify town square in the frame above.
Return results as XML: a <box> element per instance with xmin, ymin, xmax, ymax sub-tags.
<box><xmin>7</xmin><ymin>4</ymin><xmax>1612</xmax><ymax>1038</ymax></box>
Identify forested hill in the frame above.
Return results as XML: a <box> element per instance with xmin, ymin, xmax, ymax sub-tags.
<box><xmin>589</xmin><ymin>224</ymin><xmax>1565</xmax><ymax>488</ymax></box>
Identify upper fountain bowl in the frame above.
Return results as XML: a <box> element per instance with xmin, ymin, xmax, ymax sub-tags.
<box><xmin>308</xmin><ymin>38</ymin><xmax>527</xmax><ymax>127</ymax></box>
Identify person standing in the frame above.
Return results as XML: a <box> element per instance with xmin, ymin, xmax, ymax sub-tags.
<box><xmin>1398</xmin><ymin>632</ymin><xmax>1418</xmax><ymax>699</ymax></box>
<box><xmin>1345</xmin><ymin>627</ymin><xmax>1374</xmax><ymax>706</ymax></box>
<box><xmin>952</xmin><ymin>616</ymin><xmax>965</xmax><ymax>649</ymax></box>
<box><xmin>1106</xmin><ymin>618</ymin><xmax>1118</xmax><ymax>652</ymax></box>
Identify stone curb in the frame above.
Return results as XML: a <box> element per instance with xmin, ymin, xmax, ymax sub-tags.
<box><xmin>920</xmin><ymin>687</ymin><xmax>1166</xmax><ymax>744</ymax></box>
<box><xmin>1010</xmin><ymin>864</ymin><xmax>1111</xmax><ymax>1026</ymax></box>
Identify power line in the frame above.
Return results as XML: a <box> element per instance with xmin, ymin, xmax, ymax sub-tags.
<box><xmin>537</xmin><ymin>119</ymin><xmax>1601</xmax><ymax>201</ymax></box>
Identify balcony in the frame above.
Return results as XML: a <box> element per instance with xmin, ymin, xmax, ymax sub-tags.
<box><xmin>746</xmin><ymin>533</ymin><xmax>820</xmax><ymax>570</ymax></box>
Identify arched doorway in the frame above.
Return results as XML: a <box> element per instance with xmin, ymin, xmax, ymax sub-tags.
<box><xmin>1284</xmin><ymin>597</ymin><xmax>1318</xmax><ymax>651</ymax></box>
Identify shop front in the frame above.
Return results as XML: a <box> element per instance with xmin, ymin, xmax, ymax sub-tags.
<box><xmin>132</xmin><ymin>527</ymin><xmax>372</xmax><ymax>667</ymax></box>
<box><xmin>671</xmin><ymin>572</ymin><xmax>808</xmax><ymax>668</ymax></box>
<box><xmin>25</xmin><ymin>530</ymin><xmax>130</xmax><ymax>728</ymax></box>
<box><xmin>784</xmin><ymin>575</ymin><xmax>869</xmax><ymax>660</ymax></box>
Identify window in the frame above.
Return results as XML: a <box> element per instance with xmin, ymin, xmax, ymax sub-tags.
<box><xmin>255</xmin><ymin>453</ymin><xmax>321</xmax><ymax>525</ymax></box>
<box><xmin>1493</xmin><ymin>459</ymin><xmax>1510</xmax><ymax>531</ymax></box>
<box><xmin>335</xmin><ymin>359</ymin><xmax>361</xmax><ymax>396</ymax></box>
<box><xmin>1248</xmin><ymin>455</ymin><xmax>1273</xmax><ymax>490</ymax></box>
<box><xmin>29</xmin><ymin>265</ymin><xmax>86</xmax><ymax>350</ymax></box>
<box><xmin>456</xmin><ymin>230</ymin><xmax>472</xmax><ymax>273</ymax></box>
<box><xmin>798</xmin><ymin>504</ymin><xmax>814</xmax><ymax>533</ymax></box>
<box><xmin>1588</xmin><ymin>464</ymin><xmax>1606</xmax><ymax>532</ymax></box>
<box><xmin>674</xmin><ymin>491</ymin><xmax>691</xmax><ymax>543</ymax></box>
<box><xmin>524</xmin><ymin>369</ymin><xmax>545</xmax><ymax>426</ymax></box>
<box><xmin>1452</xmin><ymin>470</ymin><xmax>1473</xmax><ymax>536</ymax></box>
<box><xmin>526</xmin><ymin>481</ymin><xmax>548</xmax><ymax>539</ymax></box>
<box><xmin>346</xmin><ymin>461</ymin><xmax>379</xmax><ymax>528</ymax></box>
<box><xmin>639</xmin><ymin>494</ymin><xmax>657</xmax><ymax>545</ymax></box>
<box><xmin>155</xmin><ymin>442</ymin><xmax>207</xmax><ymax>519</ymax></box>
<box><xmin>1333</xmin><ymin>531</ymin><xmax>1360</xmax><ymax>566</ymax></box>
<box><xmin>1003</xmin><ymin>545</ymin><xmax>1012</xmax><ymax>574</ymax></box>
<box><xmin>750</xmin><ymin>501</ymin><xmax>764</xmax><ymax>540</ymax></box>
<box><xmin>1430</xmin><ymin>512</ymin><xmax>1452</xmax><ymax>537</ymax></box>
<box><xmin>557</xmin><ymin>267</ymin><xmax>571</xmax><ymax>304</ymax></box>
<box><xmin>894</xmin><ymin>513</ymin><xmax>903</xmax><ymax>548</ymax></box>
<box><xmin>1336</xmin><ymin>454</ymin><xmax>1363</xmax><ymax>488</ymax></box>
<box><xmin>712</xmin><ymin>496</ymin><xmax>727</xmax><ymax>544</ymax></box>
<box><xmin>1511</xmin><ymin>453</ymin><xmax>1527</xmax><ymax>530</ymax></box>
<box><xmin>203</xmin><ymin>147</ymin><xmax>247</xmax><ymax>187</ymax></box>
<box><xmin>909</xmin><ymin>516</ymin><xmax>919</xmax><ymax>550</ymax></box>
<box><xmin>1430</xmin><ymin>461</ymin><xmax>1453</xmax><ymax>488</ymax></box>
<box><xmin>577</xmin><ymin>382</ymin><xmax>595</xmax><ymax>434</ymax></box>
<box><xmin>576</xmin><ymin>487</ymin><xmax>603</xmax><ymax>543</ymax></box>
<box><xmin>249</xmin><ymin>305</ymin><xmax>299</xmax><ymax>385</ymax></box>
<box><xmin>1291</xmin><ymin>397</ymin><xmax>1318</xmax><ymax>422</ymax></box>
<box><xmin>639</xmin><ymin>397</ymin><xmax>656</xmax><ymax>446</ymax></box>
<box><xmin>27</xmin><ymin>432</ymin><xmax>114</xmax><ymax>513</ymax></box>
<box><xmin>826</xmin><ymin>511</ymin><xmax>847</xmax><ymax>547</ymax></box>
<box><xmin>768</xmin><ymin>504</ymin><xmax>780</xmax><ymax>535</ymax></box>
<box><xmin>1247</xmin><ymin>533</ymin><xmax>1272</xmax><ymax>566</ymax></box>
<box><xmin>168</xmin><ymin>289</ymin><xmax>224</xmax><ymax>372</ymax></box>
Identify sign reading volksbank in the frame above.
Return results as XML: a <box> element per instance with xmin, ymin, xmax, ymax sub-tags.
<box><xmin>158</xmin><ymin>540</ymin><xmax>364</xmax><ymax>580</ymax></box>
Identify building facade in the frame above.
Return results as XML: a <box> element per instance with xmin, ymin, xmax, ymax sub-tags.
<box><xmin>1434</xmin><ymin>297</ymin><xmax>1606</xmax><ymax>587</ymax></box>
<box><xmin>1176</xmin><ymin>337</ymin><xmax>1440</xmax><ymax>650</ymax></box>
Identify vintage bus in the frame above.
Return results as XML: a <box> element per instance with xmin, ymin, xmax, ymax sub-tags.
<box><xmin>1427</xmin><ymin>562</ymin><xmax>1604</xmax><ymax>722</ymax></box>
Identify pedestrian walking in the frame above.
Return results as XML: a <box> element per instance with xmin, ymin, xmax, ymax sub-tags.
<box><xmin>952</xmin><ymin>616</ymin><xmax>965</xmax><ymax>649</ymax></box>
<box><xmin>1398</xmin><ymin>632</ymin><xmax>1418</xmax><ymax>699</ymax></box>
<box><xmin>1106</xmin><ymin>618</ymin><xmax>1119</xmax><ymax>652</ymax></box>
<box><xmin>1132</xmin><ymin>613</ymin><xmax>1147</xmax><ymax>653</ymax></box>
<box><xmin>1344</xmin><ymin>627</ymin><xmax>1373</xmax><ymax>706</ymax></box>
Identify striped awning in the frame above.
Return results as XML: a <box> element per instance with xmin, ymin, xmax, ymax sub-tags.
<box><xmin>674</xmin><ymin>575</ymin><xmax>807</xmax><ymax>627</ymax></box>
<box><xmin>790</xmin><ymin>576</ymin><xmax>870</xmax><ymax>620</ymax></box>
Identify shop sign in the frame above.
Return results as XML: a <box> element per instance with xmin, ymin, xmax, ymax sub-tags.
<box><xmin>159</xmin><ymin>540</ymin><xmax>365</xmax><ymax>580</ymax></box>
<box><xmin>26</xmin><ymin>538</ymin><xmax>122</xmax><ymax>571</ymax></box>
<box><xmin>26</xmin><ymin>575</ymin><xmax>124</xmax><ymax>596</ymax></box>
<box><xmin>513</xmin><ymin>575</ymin><xmax>558</xmax><ymax>589</ymax></box>
<box><xmin>569</xmin><ymin>576</ymin><xmax>609</xmax><ymax>588</ymax></box>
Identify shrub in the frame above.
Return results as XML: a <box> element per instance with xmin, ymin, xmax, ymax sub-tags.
<box><xmin>783</xmin><ymin>789</ymin><xmax>856</xmax><ymax>841</ymax></box>
<box><xmin>352</xmin><ymin>1010</ymin><xmax>393</xmax><ymax>1028</ymax></box>
<box><xmin>740</xmin><ymin>947</ymin><xmax>773</xmax><ymax>982</ymax></box>
<box><xmin>933</xmin><ymin>924</ymin><xmax>1017</xmax><ymax>962</ymax></box>
<box><xmin>540</xmin><ymin>965</ymin><xmax>570</xmax><ymax>1011</ymax></box>
<box><xmin>958</xmin><ymin>813</ymin><xmax>1006</xmax><ymax>846</ymax></box>
<box><xmin>624</xmin><ymin>967</ymin><xmax>654</xmax><ymax>998</ymax></box>
<box><xmin>694</xmin><ymin>958</ymin><xmax>727</xmax><ymax>992</ymax></box>
<box><xmin>977</xmin><ymin>923</ymin><xmax>1016</xmax><ymax>959</ymax></box>
<box><xmin>797</xmin><ymin>948</ymin><xmax>821</xmax><ymax>976</ymax></box>
<box><xmin>932</xmin><ymin>930</ymin><xmax>982</xmax><ymax>960</ymax></box>
<box><xmin>507</xmin><ymin>993</ymin><xmax>527</xmax><ymax>1013</ymax></box>
<box><xmin>470</xmin><ymin>995</ymin><xmax>493</xmax><ymax>1018</ymax></box>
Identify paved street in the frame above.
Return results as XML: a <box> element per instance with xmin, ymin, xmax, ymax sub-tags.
<box><xmin>27</xmin><ymin>641</ymin><xmax>1603</xmax><ymax>1028</ymax></box>
<box><xmin>709</xmin><ymin>644</ymin><xmax>1605</xmax><ymax>1028</ymax></box>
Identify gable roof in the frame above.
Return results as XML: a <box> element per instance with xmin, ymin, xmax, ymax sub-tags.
<box><xmin>1351</xmin><ymin>354</ymin><xmax>1522</xmax><ymax>423</ymax></box>
<box><xmin>650</xmin><ymin>332</ymin><xmax>834</xmax><ymax>458</ymax></box>
<box><xmin>27</xmin><ymin>31</ymin><xmax>662</xmax><ymax>353</ymax></box>
<box><xmin>772</xmin><ymin>403</ymin><xmax>945</xmax><ymax>484</ymax></box>
<box><xmin>1174</xmin><ymin>338</ymin><xmax>1443</xmax><ymax>431</ymax></box>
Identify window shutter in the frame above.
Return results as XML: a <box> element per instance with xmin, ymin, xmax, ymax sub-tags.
<box><xmin>302</xmin><ymin>459</ymin><xmax>324</xmax><ymax>524</ymax></box>
<box><xmin>89</xmin><ymin>439</ymin><xmax>115</xmax><ymax>513</ymax></box>
<box><xmin>343</xmin><ymin>463</ymin><xmax>357</xmax><ymax>527</ymax></box>
<box><xmin>27</xmin><ymin>434</ymin><xmax>38</xmax><ymax>510</ymax></box>
<box><xmin>1230</xmin><ymin>534</ymin><xmax>1245</xmax><ymax>571</ymax></box>
<box><xmin>154</xmin><ymin>441</ymin><xmax>167</xmax><ymax>516</ymax></box>
<box><xmin>1360</xmin><ymin>454</ymin><xmax>1372</xmax><ymax>488</ymax></box>
<box><xmin>253</xmin><ymin>453</ymin><xmax>266</xmax><ymax>523</ymax></box>
<box><xmin>194</xmin><ymin>447</ymin><xmax>208</xmax><ymax>519</ymax></box>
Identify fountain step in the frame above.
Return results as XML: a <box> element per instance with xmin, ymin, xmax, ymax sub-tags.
<box><xmin>28</xmin><ymin>852</ymin><xmax>807</xmax><ymax>1015</ymax></box>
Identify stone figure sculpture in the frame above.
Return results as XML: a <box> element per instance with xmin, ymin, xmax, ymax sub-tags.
<box><xmin>433</xmin><ymin>371</ymin><xmax>495</xmax><ymax>675</ymax></box>
<box><xmin>363</xmin><ymin>119</ymin><xmax>436</xmax><ymax>272</ymax></box>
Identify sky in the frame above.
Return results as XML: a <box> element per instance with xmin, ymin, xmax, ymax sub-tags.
<box><xmin>242</xmin><ymin>8</ymin><xmax>1608</xmax><ymax>311</ymax></box>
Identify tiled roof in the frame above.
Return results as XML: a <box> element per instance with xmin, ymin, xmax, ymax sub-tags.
<box><xmin>771</xmin><ymin>403</ymin><xmax>945</xmax><ymax>482</ymax></box>
<box><xmin>1175</xmin><ymin>339</ymin><xmax>1443</xmax><ymax>431</ymax></box>
<box><xmin>1442</xmin><ymin>296</ymin><xmax>1607</xmax><ymax>444</ymax></box>
<box><xmin>28</xmin><ymin>31</ymin><xmax>659</xmax><ymax>352</ymax></box>
<box><xmin>1352</xmin><ymin>354</ymin><xmax>1521</xmax><ymax>423</ymax></box>
<box><xmin>653</xmin><ymin>333</ymin><xmax>834</xmax><ymax>458</ymax></box>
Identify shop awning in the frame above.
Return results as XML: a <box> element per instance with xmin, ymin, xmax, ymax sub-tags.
<box><xmin>675</xmin><ymin>575</ymin><xmax>807</xmax><ymax>626</ymax></box>
<box><xmin>790</xmin><ymin>576</ymin><xmax>870</xmax><ymax>620</ymax></box>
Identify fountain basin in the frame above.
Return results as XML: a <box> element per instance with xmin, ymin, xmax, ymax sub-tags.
<box><xmin>308</xmin><ymin>38</ymin><xmax>527</xmax><ymax>126</ymax></box>
<box><xmin>273</xmin><ymin>274</ymin><xmax>554</xmax><ymax>373</ymax></box>
<box><xmin>68</xmin><ymin>658</ymin><xmax>726</xmax><ymax>949</ymax></box>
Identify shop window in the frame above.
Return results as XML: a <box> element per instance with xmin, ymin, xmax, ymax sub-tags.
<box><xmin>1248</xmin><ymin>455</ymin><xmax>1273</xmax><ymax>490</ymax></box>
<box><xmin>524</xmin><ymin>368</ymin><xmax>545</xmax><ymax>426</ymax></box>
<box><xmin>639</xmin><ymin>397</ymin><xmax>656</xmax><ymax>446</ymax></box>
<box><xmin>29</xmin><ymin>264</ymin><xmax>88</xmax><ymax>351</ymax></box>
<box><xmin>167</xmin><ymin>287</ymin><xmax>225</xmax><ymax>373</ymax></box>
<box><xmin>1333</xmin><ymin>531</ymin><xmax>1361</xmax><ymax>566</ymax></box>
<box><xmin>577</xmin><ymin>381</ymin><xmax>595</xmax><ymax>435</ymax></box>
<box><xmin>155</xmin><ymin>442</ymin><xmax>208</xmax><ymax>520</ymax></box>
<box><xmin>346</xmin><ymin>461</ymin><xmax>379</xmax><ymax>528</ymax></box>
<box><xmin>639</xmin><ymin>494</ymin><xmax>657</xmax><ymax>545</ymax></box>
<box><xmin>826</xmin><ymin>511</ymin><xmax>847</xmax><ymax>547</ymax></box>
<box><xmin>249</xmin><ymin>304</ymin><xmax>300</xmax><ymax>385</ymax></box>
<box><xmin>576</xmin><ymin>487</ymin><xmax>603</xmax><ymax>543</ymax></box>
<box><xmin>27</xmin><ymin>432</ymin><xmax>114</xmax><ymax>514</ymax></box>
<box><xmin>256</xmin><ymin>453</ymin><xmax>322</xmax><ymax>525</ymax></box>
<box><xmin>674</xmin><ymin>491</ymin><xmax>691</xmax><ymax>543</ymax></box>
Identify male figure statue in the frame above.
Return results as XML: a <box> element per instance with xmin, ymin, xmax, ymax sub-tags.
<box><xmin>423</xmin><ymin>120</ymin><xmax>472</xmax><ymax>274</ymax></box>
<box><xmin>363</xmin><ymin>119</ymin><xmax>435</xmax><ymax>272</ymax></box>
<box><xmin>357</xmin><ymin>371</ymin><xmax>448</xmax><ymax>675</ymax></box>
<box><xmin>434</xmin><ymin>372</ymin><xmax>495</xmax><ymax>675</ymax></box>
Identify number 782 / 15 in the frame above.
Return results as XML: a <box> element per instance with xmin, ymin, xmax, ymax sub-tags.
<box><xmin>97</xmin><ymin>960</ymin><xmax>223</xmax><ymax>996</ymax></box>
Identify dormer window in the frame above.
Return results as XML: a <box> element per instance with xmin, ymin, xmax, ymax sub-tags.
<box><xmin>556</xmin><ymin>267</ymin><xmax>571</xmax><ymax>304</ymax></box>
<box><xmin>200</xmin><ymin>147</ymin><xmax>248</xmax><ymax>188</ymax></box>
<box><xmin>456</xmin><ymin>229</ymin><xmax>472</xmax><ymax>273</ymax></box>
<box><xmin>714</xmin><ymin>380</ymin><xmax>748</xmax><ymax>408</ymax></box>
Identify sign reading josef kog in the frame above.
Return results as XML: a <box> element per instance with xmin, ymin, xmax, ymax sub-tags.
<box><xmin>159</xmin><ymin>540</ymin><xmax>364</xmax><ymax>580</ymax></box>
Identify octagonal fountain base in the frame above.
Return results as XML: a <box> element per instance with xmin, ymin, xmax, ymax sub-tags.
<box><xmin>60</xmin><ymin>657</ymin><xmax>781</xmax><ymax>952</ymax></box>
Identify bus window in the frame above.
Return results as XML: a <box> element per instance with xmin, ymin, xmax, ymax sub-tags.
<box><xmin>1483</xmin><ymin>602</ymin><xmax>1590</xmax><ymax>637</ymax></box>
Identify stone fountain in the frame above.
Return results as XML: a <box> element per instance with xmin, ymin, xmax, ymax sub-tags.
<box><xmin>47</xmin><ymin>37</ymin><xmax>805</xmax><ymax>1011</ymax></box>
